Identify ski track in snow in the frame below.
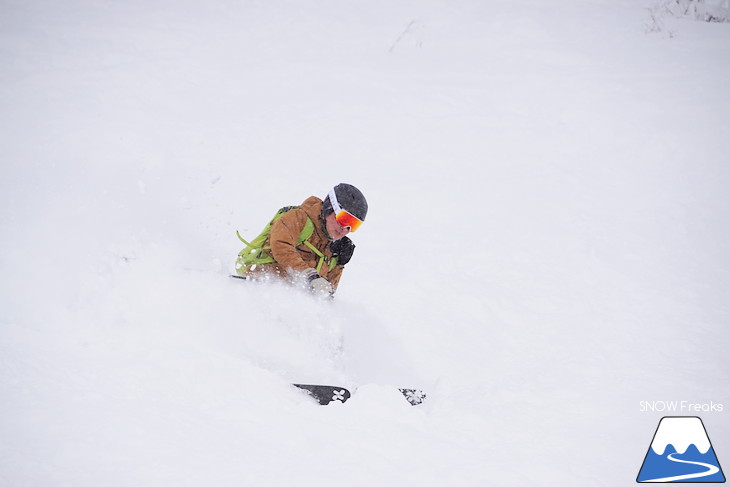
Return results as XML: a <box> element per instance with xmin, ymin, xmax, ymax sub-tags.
<box><xmin>642</xmin><ymin>453</ymin><xmax>720</xmax><ymax>483</ymax></box>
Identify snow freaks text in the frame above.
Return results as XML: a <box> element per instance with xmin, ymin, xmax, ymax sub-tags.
<box><xmin>639</xmin><ymin>401</ymin><xmax>724</xmax><ymax>413</ymax></box>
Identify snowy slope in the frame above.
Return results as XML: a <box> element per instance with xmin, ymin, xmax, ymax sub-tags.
<box><xmin>1</xmin><ymin>0</ymin><xmax>729</xmax><ymax>485</ymax></box>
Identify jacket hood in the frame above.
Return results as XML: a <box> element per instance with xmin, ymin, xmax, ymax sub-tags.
<box><xmin>300</xmin><ymin>196</ymin><xmax>324</xmax><ymax>221</ymax></box>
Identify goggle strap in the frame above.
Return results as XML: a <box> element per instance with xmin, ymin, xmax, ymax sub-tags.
<box><xmin>328</xmin><ymin>188</ymin><xmax>342</xmax><ymax>215</ymax></box>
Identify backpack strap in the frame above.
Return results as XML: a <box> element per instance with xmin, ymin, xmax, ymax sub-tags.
<box><xmin>297</xmin><ymin>217</ymin><xmax>315</xmax><ymax>246</ymax></box>
<box><xmin>236</xmin><ymin>230</ymin><xmax>251</xmax><ymax>246</ymax></box>
<box><xmin>303</xmin><ymin>239</ymin><xmax>339</xmax><ymax>274</ymax></box>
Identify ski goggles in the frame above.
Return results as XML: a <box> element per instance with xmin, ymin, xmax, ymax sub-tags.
<box><xmin>329</xmin><ymin>188</ymin><xmax>364</xmax><ymax>232</ymax></box>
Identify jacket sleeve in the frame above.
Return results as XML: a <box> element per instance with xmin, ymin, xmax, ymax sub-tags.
<box><xmin>268</xmin><ymin>209</ymin><xmax>310</xmax><ymax>274</ymax></box>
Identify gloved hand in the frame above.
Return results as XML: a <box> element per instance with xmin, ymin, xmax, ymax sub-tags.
<box><xmin>305</xmin><ymin>268</ymin><xmax>333</xmax><ymax>296</ymax></box>
<box><xmin>331</xmin><ymin>236</ymin><xmax>355</xmax><ymax>265</ymax></box>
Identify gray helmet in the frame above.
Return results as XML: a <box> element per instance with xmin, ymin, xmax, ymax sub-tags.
<box><xmin>322</xmin><ymin>183</ymin><xmax>368</xmax><ymax>221</ymax></box>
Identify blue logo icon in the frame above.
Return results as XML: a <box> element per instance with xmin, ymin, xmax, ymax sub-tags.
<box><xmin>637</xmin><ymin>416</ymin><xmax>725</xmax><ymax>483</ymax></box>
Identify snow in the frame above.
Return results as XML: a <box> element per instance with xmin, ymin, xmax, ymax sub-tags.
<box><xmin>651</xmin><ymin>417</ymin><xmax>712</xmax><ymax>455</ymax></box>
<box><xmin>1</xmin><ymin>0</ymin><xmax>729</xmax><ymax>485</ymax></box>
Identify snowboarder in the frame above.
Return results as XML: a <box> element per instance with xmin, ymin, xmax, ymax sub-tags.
<box><xmin>235</xmin><ymin>183</ymin><xmax>368</xmax><ymax>296</ymax></box>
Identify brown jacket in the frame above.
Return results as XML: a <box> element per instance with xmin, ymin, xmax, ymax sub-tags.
<box><xmin>246</xmin><ymin>196</ymin><xmax>344</xmax><ymax>290</ymax></box>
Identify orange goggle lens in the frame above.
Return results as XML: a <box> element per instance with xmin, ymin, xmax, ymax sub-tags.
<box><xmin>335</xmin><ymin>210</ymin><xmax>363</xmax><ymax>232</ymax></box>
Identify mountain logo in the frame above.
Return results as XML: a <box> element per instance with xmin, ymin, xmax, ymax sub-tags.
<box><xmin>637</xmin><ymin>416</ymin><xmax>725</xmax><ymax>483</ymax></box>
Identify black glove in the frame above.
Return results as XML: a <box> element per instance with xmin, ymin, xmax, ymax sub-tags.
<box><xmin>331</xmin><ymin>236</ymin><xmax>355</xmax><ymax>266</ymax></box>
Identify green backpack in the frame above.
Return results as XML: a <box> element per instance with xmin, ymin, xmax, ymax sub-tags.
<box><xmin>235</xmin><ymin>206</ymin><xmax>338</xmax><ymax>276</ymax></box>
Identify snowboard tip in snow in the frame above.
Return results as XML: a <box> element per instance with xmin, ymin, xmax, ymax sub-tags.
<box><xmin>293</xmin><ymin>384</ymin><xmax>351</xmax><ymax>405</ymax></box>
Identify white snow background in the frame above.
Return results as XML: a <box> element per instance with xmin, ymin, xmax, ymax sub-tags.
<box><xmin>1</xmin><ymin>0</ymin><xmax>729</xmax><ymax>485</ymax></box>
